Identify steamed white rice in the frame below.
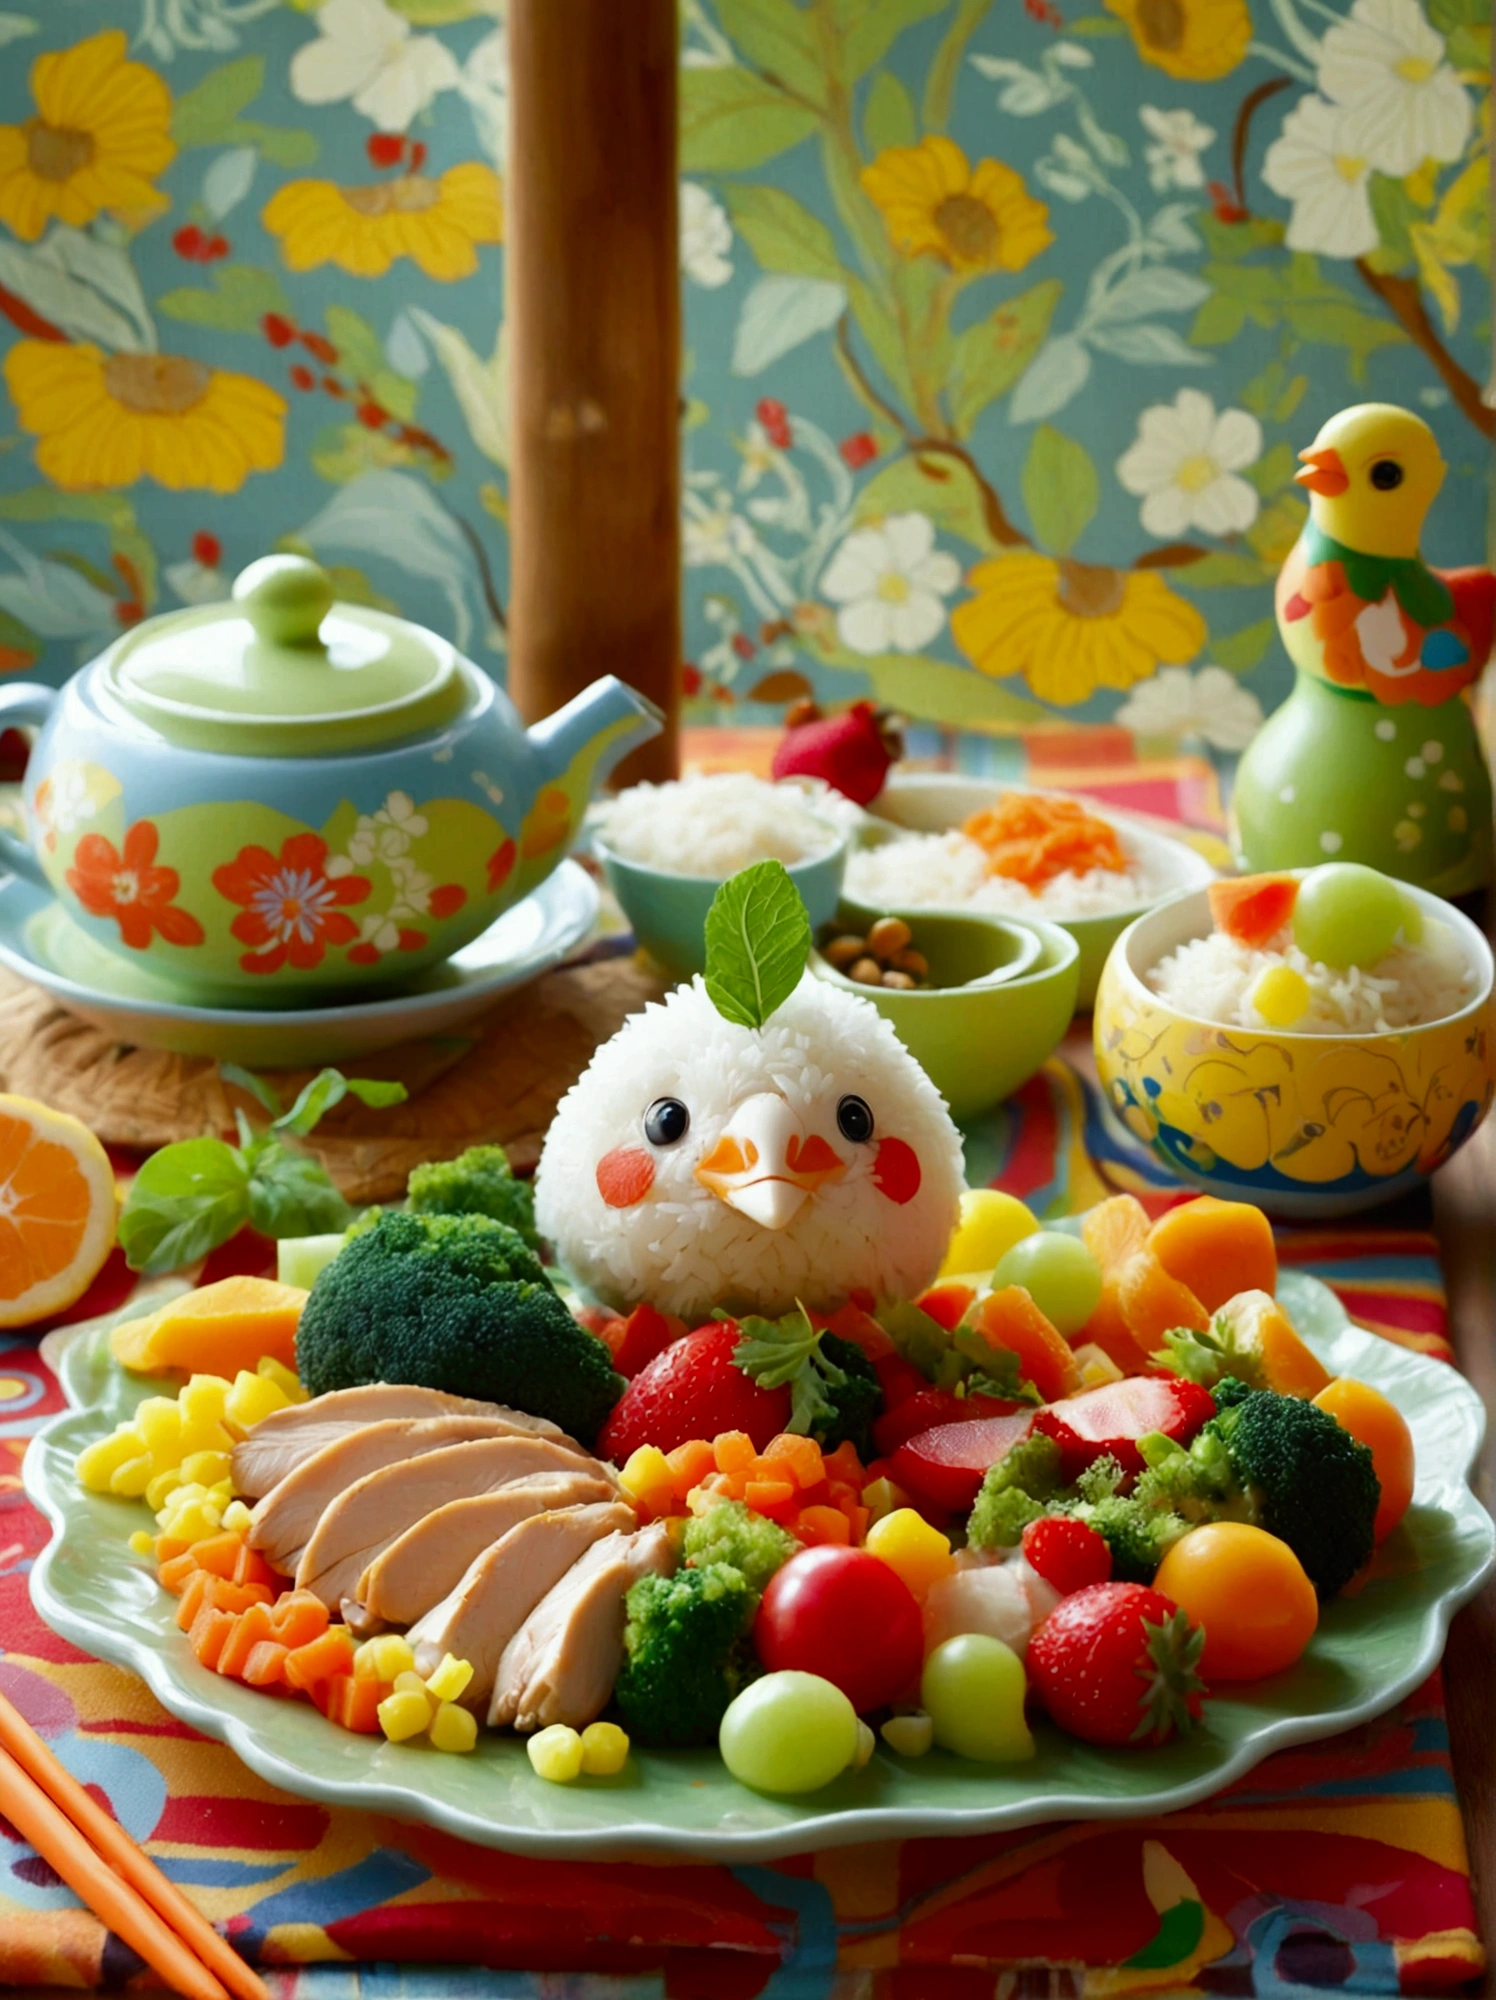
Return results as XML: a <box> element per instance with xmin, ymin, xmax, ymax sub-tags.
<box><xmin>844</xmin><ymin>826</ymin><xmax>1163</xmax><ymax>917</ymax></box>
<box><xmin>1149</xmin><ymin>921</ymin><xmax>1473</xmax><ymax>1033</ymax></box>
<box><xmin>594</xmin><ymin>772</ymin><xmax>841</xmax><ymax>877</ymax></box>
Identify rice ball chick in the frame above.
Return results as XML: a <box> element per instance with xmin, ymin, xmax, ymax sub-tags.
<box><xmin>535</xmin><ymin>974</ymin><xmax>964</xmax><ymax>1323</ymax></box>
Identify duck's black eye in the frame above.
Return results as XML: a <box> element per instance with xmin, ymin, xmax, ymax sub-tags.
<box><xmin>644</xmin><ymin>1097</ymin><xmax>690</xmax><ymax>1146</ymax></box>
<box><xmin>1370</xmin><ymin>459</ymin><xmax>1404</xmax><ymax>491</ymax></box>
<box><xmin>836</xmin><ymin>1094</ymin><xmax>875</xmax><ymax>1143</ymax></box>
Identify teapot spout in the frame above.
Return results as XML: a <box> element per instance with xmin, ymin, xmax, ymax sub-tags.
<box><xmin>526</xmin><ymin>675</ymin><xmax>664</xmax><ymax>793</ymax></box>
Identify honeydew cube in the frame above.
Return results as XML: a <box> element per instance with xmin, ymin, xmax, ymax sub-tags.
<box><xmin>225</xmin><ymin>1369</ymin><xmax>290</xmax><ymax>1433</ymax></box>
<box><xmin>1073</xmin><ymin>1342</ymin><xmax>1124</xmax><ymax>1390</ymax></box>
<box><xmin>76</xmin><ymin>1430</ymin><xmax>147</xmax><ymax>1492</ymax></box>
<box><xmin>377</xmin><ymin>1690</ymin><xmax>431</xmax><ymax>1743</ymax></box>
<box><xmin>429</xmin><ymin>1702</ymin><xmax>478</xmax><ymax>1754</ymax></box>
<box><xmin>108</xmin><ymin>1456</ymin><xmax>154</xmax><ymax>1499</ymax></box>
<box><xmin>423</xmin><ymin>1654</ymin><xmax>474</xmax><ymax>1704</ymax></box>
<box><xmin>276</xmin><ymin>1233</ymin><xmax>349</xmax><ymax>1293</ymax></box>
<box><xmin>256</xmin><ymin>1356</ymin><xmax>306</xmax><ymax>1403</ymax></box>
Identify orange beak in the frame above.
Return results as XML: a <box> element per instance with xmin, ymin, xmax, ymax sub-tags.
<box><xmin>1295</xmin><ymin>446</ymin><xmax>1349</xmax><ymax>497</ymax></box>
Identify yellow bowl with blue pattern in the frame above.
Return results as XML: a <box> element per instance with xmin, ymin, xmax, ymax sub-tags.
<box><xmin>1093</xmin><ymin>879</ymin><xmax>1495</xmax><ymax>1218</ymax></box>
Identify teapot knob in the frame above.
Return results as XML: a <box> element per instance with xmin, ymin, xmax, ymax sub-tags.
<box><xmin>233</xmin><ymin>554</ymin><xmax>334</xmax><ymax>650</ymax></box>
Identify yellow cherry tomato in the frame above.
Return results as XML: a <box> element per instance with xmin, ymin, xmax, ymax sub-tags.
<box><xmin>939</xmin><ymin>1189</ymin><xmax>1038</xmax><ymax>1282</ymax></box>
<box><xmin>1153</xmin><ymin>1522</ymin><xmax>1318</xmax><ymax>1681</ymax></box>
<box><xmin>1312</xmin><ymin>1377</ymin><xmax>1414</xmax><ymax>1545</ymax></box>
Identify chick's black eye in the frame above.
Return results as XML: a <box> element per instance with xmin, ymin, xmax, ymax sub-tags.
<box><xmin>644</xmin><ymin>1097</ymin><xmax>689</xmax><ymax>1146</ymax></box>
<box><xmin>1370</xmin><ymin>459</ymin><xmax>1403</xmax><ymax>491</ymax></box>
<box><xmin>837</xmin><ymin>1094</ymin><xmax>875</xmax><ymax>1143</ymax></box>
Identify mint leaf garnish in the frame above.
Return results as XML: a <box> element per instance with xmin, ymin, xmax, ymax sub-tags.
<box><xmin>733</xmin><ymin>1304</ymin><xmax>845</xmax><ymax>1436</ymax></box>
<box><xmin>703</xmin><ymin>859</ymin><xmax>811</xmax><ymax>1029</ymax></box>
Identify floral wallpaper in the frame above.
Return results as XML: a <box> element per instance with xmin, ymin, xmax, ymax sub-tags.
<box><xmin>0</xmin><ymin>0</ymin><xmax>1487</xmax><ymax>761</ymax></box>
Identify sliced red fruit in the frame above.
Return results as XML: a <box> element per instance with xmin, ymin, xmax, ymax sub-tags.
<box><xmin>872</xmin><ymin>1387</ymin><xmax>1021</xmax><ymax>1459</ymax></box>
<box><xmin>1021</xmin><ymin>1515</ymin><xmax>1112</xmax><ymax>1595</ymax></box>
<box><xmin>888</xmin><ymin>1410</ymin><xmax>1034</xmax><ymax>1515</ymax></box>
<box><xmin>915</xmin><ymin>1282</ymin><xmax>977</xmax><ymax>1333</ymax></box>
<box><xmin>608</xmin><ymin>1301</ymin><xmax>687</xmax><ymax>1378</ymax></box>
<box><xmin>1208</xmin><ymin>873</ymin><xmax>1298</xmax><ymax>947</ymax></box>
<box><xmin>597</xmin><ymin>1320</ymin><xmax>790</xmax><ymax>1462</ymax></box>
<box><xmin>1034</xmin><ymin>1374</ymin><xmax>1216</xmax><ymax>1481</ymax></box>
<box><xmin>871</xmin><ymin>1350</ymin><xmax>930</xmax><ymax>1414</ymax></box>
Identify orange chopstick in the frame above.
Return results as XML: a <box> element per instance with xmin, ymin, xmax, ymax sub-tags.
<box><xmin>0</xmin><ymin>1739</ymin><xmax>228</xmax><ymax>2000</ymax></box>
<box><xmin>0</xmin><ymin>1691</ymin><xmax>268</xmax><ymax>2000</ymax></box>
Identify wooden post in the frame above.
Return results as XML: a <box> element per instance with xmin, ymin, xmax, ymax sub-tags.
<box><xmin>507</xmin><ymin>0</ymin><xmax>681</xmax><ymax>786</ymax></box>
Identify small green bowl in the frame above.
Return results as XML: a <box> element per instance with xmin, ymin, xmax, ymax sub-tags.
<box><xmin>597</xmin><ymin>831</ymin><xmax>848</xmax><ymax>977</ymax></box>
<box><xmin>809</xmin><ymin>905</ymin><xmax>1079</xmax><ymax>1122</ymax></box>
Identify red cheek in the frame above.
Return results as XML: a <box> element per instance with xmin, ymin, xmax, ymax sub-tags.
<box><xmin>872</xmin><ymin>1137</ymin><xmax>921</xmax><ymax>1205</ymax></box>
<box><xmin>596</xmin><ymin>1146</ymin><xmax>655</xmax><ymax>1208</ymax></box>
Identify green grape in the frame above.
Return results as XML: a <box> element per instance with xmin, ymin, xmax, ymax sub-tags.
<box><xmin>991</xmin><ymin>1231</ymin><xmax>1102</xmax><ymax>1335</ymax></box>
<box><xmin>921</xmin><ymin>1635</ymin><xmax>1035</xmax><ymax>1763</ymax></box>
<box><xmin>941</xmin><ymin>1189</ymin><xmax>1038</xmax><ymax>1281</ymax></box>
<box><xmin>719</xmin><ymin>1671</ymin><xmax>859</xmax><ymax>1794</ymax></box>
<box><xmin>1291</xmin><ymin>864</ymin><xmax>1404</xmax><ymax>970</ymax></box>
<box><xmin>1399</xmin><ymin>892</ymin><xmax>1424</xmax><ymax>944</ymax></box>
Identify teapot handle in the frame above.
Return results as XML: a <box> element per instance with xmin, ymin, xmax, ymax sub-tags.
<box><xmin>0</xmin><ymin>682</ymin><xmax>56</xmax><ymax>887</ymax></box>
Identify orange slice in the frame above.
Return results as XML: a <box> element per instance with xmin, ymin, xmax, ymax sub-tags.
<box><xmin>0</xmin><ymin>1095</ymin><xmax>116</xmax><ymax>1326</ymax></box>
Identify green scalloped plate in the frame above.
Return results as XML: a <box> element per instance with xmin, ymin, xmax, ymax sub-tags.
<box><xmin>24</xmin><ymin>1271</ymin><xmax>1494</xmax><ymax>1862</ymax></box>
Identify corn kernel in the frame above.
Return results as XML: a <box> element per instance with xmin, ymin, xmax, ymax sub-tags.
<box><xmin>178</xmin><ymin>1418</ymin><xmax>233</xmax><ymax>1459</ymax></box>
<box><xmin>526</xmin><ymin>1724</ymin><xmax>583</xmax><ymax>1783</ymax></box>
<box><xmin>134</xmin><ymin>1397</ymin><xmax>183</xmax><ymax>1457</ymax></box>
<box><xmin>377</xmin><ymin>1689</ymin><xmax>432</xmax><ymax>1743</ymax></box>
<box><xmin>221</xmin><ymin>1499</ymin><xmax>253</xmax><ymax>1535</ymax></box>
<box><xmin>145</xmin><ymin>1469</ymin><xmax>184</xmax><ymax>1511</ymax></box>
<box><xmin>865</xmin><ymin>1508</ymin><xmax>954</xmax><ymax>1600</ymax></box>
<box><xmin>881</xmin><ymin>1713</ymin><xmax>933</xmax><ymax>1757</ymax></box>
<box><xmin>393</xmin><ymin>1671</ymin><xmax>431</xmax><ymax>1701</ymax></box>
<box><xmin>367</xmin><ymin>1634</ymin><xmax>415</xmax><ymax>1682</ymax></box>
<box><xmin>181</xmin><ymin>1450</ymin><xmax>231</xmax><ymax>1487</ymax></box>
<box><xmin>853</xmin><ymin>1719</ymin><xmax>876</xmax><ymax>1769</ymax></box>
<box><xmin>429</xmin><ymin>1702</ymin><xmax>478</xmax><ymax>1754</ymax></box>
<box><xmin>256</xmin><ymin>1355</ymin><xmax>306</xmax><ymax>1402</ymax></box>
<box><xmin>108</xmin><ymin>1455</ymin><xmax>154</xmax><ymax>1498</ymax></box>
<box><xmin>225</xmin><ymin>1369</ymin><xmax>290</xmax><ymax>1432</ymax></box>
<box><xmin>76</xmin><ymin>1431</ymin><xmax>144</xmax><ymax>1492</ymax></box>
<box><xmin>128</xmin><ymin>1530</ymin><xmax>156</xmax><ymax>1557</ymax></box>
<box><xmin>424</xmin><ymin>1653</ymin><xmax>474</xmax><ymax>1704</ymax></box>
<box><xmin>1251</xmin><ymin>964</ymin><xmax>1311</xmax><ymax>1028</ymax></box>
<box><xmin>579</xmin><ymin>1722</ymin><xmax>629</xmax><ymax>1776</ymax></box>
<box><xmin>208</xmin><ymin>1478</ymin><xmax>234</xmax><ymax>1505</ymax></box>
<box><xmin>352</xmin><ymin>1641</ymin><xmax>381</xmax><ymax>1681</ymax></box>
<box><xmin>162</xmin><ymin>1500</ymin><xmax>220</xmax><ymax>1542</ymax></box>
<box><xmin>180</xmin><ymin>1376</ymin><xmax>228</xmax><ymax>1423</ymax></box>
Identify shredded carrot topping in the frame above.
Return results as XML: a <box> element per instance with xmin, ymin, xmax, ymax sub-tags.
<box><xmin>962</xmin><ymin>793</ymin><xmax>1128</xmax><ymax>889</ymax></box>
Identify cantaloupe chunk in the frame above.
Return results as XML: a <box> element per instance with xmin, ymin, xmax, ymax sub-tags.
<box><xmin>1115</xmin><ymin>1251</ymin><xmax>1210</xmax><ymax>1348</ymax></box>
<box><xmin>1148</xmin><ymin>1195</ymin><xmax>1278</xmax><ymax>1313</ymax></box>
<box><xmin>1077</xmin><ymin>1196</ymin><xmax>1154</xmax><ymax>1375</ymax></box>
<box><xmin>968</xmin><ymin>1287</ymin><xmax>1082</xmax><ymax>1402</ymax></box>
<box><xmin>110</xmin><ymin>1276</ymin><xmax>307</xmax><ymax>1378</ymax></box>
<box><xmin>1208</xmin><ymin>873</ymin><xmax>1298</xmax><ymax>947</ymax></box>
<box><xmin>1217</xmin><ymin>1289</ymin><xmax>1332</xmax><ymax>1399</ymax></box>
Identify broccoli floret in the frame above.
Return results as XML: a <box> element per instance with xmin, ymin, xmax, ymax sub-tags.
<box><xmin>966</xmin><ymin>1433</ymin><xmax>1065</xmax><ymax>1549</ymax></box>
<box><xmin>816</xmin><ymin>1333</ymin><xmax>881</xmax><ymax>1457</ymax></box>
<box><xmin>407</xmin><ymin>1144</ymin><xmax>539</xmax><ymax>1250</ymax></box>
<box><xmin>682</xmin><ymin>1500</ymin><xmax>795</xmax><ymax>1593</ymax></box>
<box><xmin>731</xmin><ymin>1311</ymin><xmax>883</xmax><ymax>1455</ymax></box>
<box><xmin>1152</xmin><ymin>1315</ymin><xmax>1269</xmax><ymax>1391</ymax></box>
<box><xmin>1211</xmin><ymin>1374</ymin><xmax>1258</xmax><ymax>1411</ymax></box>
<box><xmin>614</xmin><ymin>1563</ymin><xmax>760</xmax><ymax>1747</ymax></box>
<box><xmin>294</xmin><ymin>1208</ymin><xmax>623</xmax><ymax>1444</ymax></box>
<box><xmin>1138</xmin><ymin>1387</ymin><xmax>1379</xmax><ymax>1598</ymax></box>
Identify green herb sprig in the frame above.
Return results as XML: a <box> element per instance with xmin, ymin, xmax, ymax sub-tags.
<box><xmin>117</xmin><ymin>1064</ymin><xmax>407</xmax><ymax>1276</ymax></box>
<box><xmin>703</xmin><ymin>860</ymin><xmax>811</xmax><ymax>1029</ymax></box>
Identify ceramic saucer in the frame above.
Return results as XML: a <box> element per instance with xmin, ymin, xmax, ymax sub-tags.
<box><xmin>0</xmin><ymin>860</ymin><xmax>599</xmax><ymax>1068</ymax></box>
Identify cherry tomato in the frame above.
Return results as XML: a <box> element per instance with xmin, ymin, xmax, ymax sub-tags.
<box><xmin>1153</xmin><ymin>1522</ymin><xmax>1317</xmax><ymax>1682</ymax></box>
<box><xmin>754</xmin><ymin>1546</ymin><xmax>923</xmax><ymax>1713</ymax></box>
<box><xmin>1312</xmin><ymin>1377</ymin><xmax>1414</xmax><ymax>1544</ymax></box>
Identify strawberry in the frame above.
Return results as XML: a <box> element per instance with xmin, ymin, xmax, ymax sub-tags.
<box><xmin>1020</xmin><ymin>1516</ymin><xmax>1112</xmax><ymax>1595</ymax></box>
<box><xmin>888</xmin><ymin>1410</ymin><xmax>1034</xmax><ymax>1514</ymax></box>
<box><xmin>1034</xmin><ymin>1374</ymin><xmax>1216</xmax><ymax>1480</ymax></box>
<box><xmin>872</xmin><ymin>1387</ymin><xmax>1021</xmax><ymax>1459</ymax></box>
<box><xmin>597</xmin><ymin>1320</ymin><xmax>789</xmax><ymax>1461</ymax></box>
<box><xmin>771</xmin><ymin>700</ymin><xmax>899</xmax><ymax>805</ymax></box>
<box><xmin>608</xmin><ymin>1301</ymin><xmax>687</xmax><ymax>1379</ymax></box>
<box><xmin>1027</xmin><ymin>1582</ymin><xmax>1206</xmax><ymax>1746</ymax></box>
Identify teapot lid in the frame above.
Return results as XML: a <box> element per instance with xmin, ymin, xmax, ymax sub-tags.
<box><xmin>104</xmin><ymin>554</ymin><xmax>467</xmax><ymax>755</ymax></box>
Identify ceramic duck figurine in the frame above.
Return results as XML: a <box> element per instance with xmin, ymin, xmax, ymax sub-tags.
<box><xmin>1233</xmin><ymin>404</ymin><xmax>1494</xmax><ymax>896</ymax></box>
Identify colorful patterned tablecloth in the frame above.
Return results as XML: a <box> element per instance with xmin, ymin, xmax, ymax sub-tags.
<box><xmin>0</xmin><ymin>740</ymin><xmax>1486</xmax><ymax>1995</ymax></box>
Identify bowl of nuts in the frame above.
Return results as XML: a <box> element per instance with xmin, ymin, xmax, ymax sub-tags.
<box><xmin>809</xmin><ymin>904</ymin><xmax>1079</xmax><ymax>1121</ymax></box>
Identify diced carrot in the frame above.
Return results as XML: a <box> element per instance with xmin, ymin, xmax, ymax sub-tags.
<box><xmin>665</xmin><ymin>1438</ymin><xmax>716</xmax><ymax>1498</ymax></box>
<box><xmin>283</xmin><ymin>1628</ymin><xmax>356</xmax><ymax>1692</ymax></box>
<box><xmin>268</xmin><ymin>1590</ymin><xmax>329</xmax><ymax>1650</ymax></box>
<box><xmin>154</xmin><ymin>1535</ymin><xmax>193</xmax><ymax>1564</ymax></box>
<box><xmin>157</xmin><ymin>1549</ymin><xmax>202</xmax><ymax>1595</ymax></box>
<box><xmin>744</xmin><ymin>1477</ymin><xmax>796</xmax><ymax>1513</ymax></box>
<box><xmin>713</xmin><ymin>1431</ymin><xmax>757</xmax><ymax>1475</ymax></box>
<box><xmin>1208</xmin><ymin>873</ymin><xmax>1298</xmax><ymax>948</ymax></box>
<box><xmin>1116</xmin><ymin>1250</ymin><xmax>1210</xmax><ymax>1347</ymax></box>
<box><xmin>175</xmin><ymin>1569</ymin><xmax>221</xmax><ymax>1631</ymax></box>
<box><xmin>795</xmin><ymin>1505</ymin><xmax>851</xmax><ymax>1546</ymax></box>
<box><xmin>241</xmin><ymin>1640</ymin><xmax>289</xmax><ymax>1689</ymax></box>
<box><xmin>1148</xmin><ymin>1196</ymin><xmax>1278</xmax><ymax>1314</ymax></box>
<box><xmin>821</xmin><ymin>1441</ymin><xmax>867</xmax><ymax>1487</ymax></box>
<box><xmin>327</xmin><ymin>1672</ymin><xmax>383</xmax><ymax>1734</ymax></box>
<box><xmin>843</xmin><ymin>1504</ymin><xmax>871</xmax><ymax>1543</ymax></box>
<box><xmin>968</xmin><ymin>1287</ymin><xmax>1082</xmax><ymax>1402</ymax></box>
<box><xmin>217</xmin><ymin>1603</ymin><xmax>274</xmax><ymax>1680</ymax></box>
<box><xmin>826</xmin><ymin>1480</ymin><xmax>860</xmax><ymax>1511</ymax></box>
<box><xmin>761</xmin><ymin>1433</ymin><xmax>823</xmax><ymax>1489</ymax></box>
<box><xmin>306</xmin><ymin>1674</ymin><xmax>338</xmax><ymax>1716</ymax></box>
<box><xmin>188</xmin><ymin>1605</ymin><xmax>235</xmax><ymax>1670</ymax></box>
<box><xmin>232</xmin><ymin>1543</ymin><xmax>278</xmax><ymax>1592</ymax></box>
<box><xmin>916</xmin><ymin>1283</ymin><xmax>976</xmax><ymax>1333</ymax></box>
<box><xmin>189</xmin><ymin>1533</ymin><xmax>248</xmax><ymax>1580</ymax></box>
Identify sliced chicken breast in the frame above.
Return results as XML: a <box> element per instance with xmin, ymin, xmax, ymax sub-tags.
<box><xmin>232</xmin><ymin>1385</ymin><xmax>572</xmax><ymax>1501</ymax></box>
<box><xmin>409</xmin><ymin>1501</ymin><xmax>637</xmax><ymax>1707</ymax></box>
<box><xmin>248</xmin><ymin>1417</ymin><xmax>594</xmax><ymax>1575</ymax></box>
<box><xmin>354</xmin><ymin>1473</ymin><xmax>620</xmax><ymax>1626</ymax></box>
<box><xmin>488</xmin><ymin>1522</ymin><xmax>676</xmax><ymax>1733</ymax></box>
<box><xmin>294</xmin><ymin>1438</ymin><xmax>619</xmax><ymax>1608</ymax></box>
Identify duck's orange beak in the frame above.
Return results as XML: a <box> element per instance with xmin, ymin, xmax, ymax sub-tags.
<box><xmin>1295</xmin><ymin>446</ymin><xmax>1349</xmax><ymax>496</ymax></box>
<box><xmin>694</xmin><ymin>1093</ymin><xmax>845</xmax><ymax>1231</ymax></box>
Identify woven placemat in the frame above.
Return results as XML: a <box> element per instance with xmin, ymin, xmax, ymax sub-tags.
<box><xmin>0</xmin><ymin>955</ymin><xmax>665</xmax><ymax>1205</ymax></box>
